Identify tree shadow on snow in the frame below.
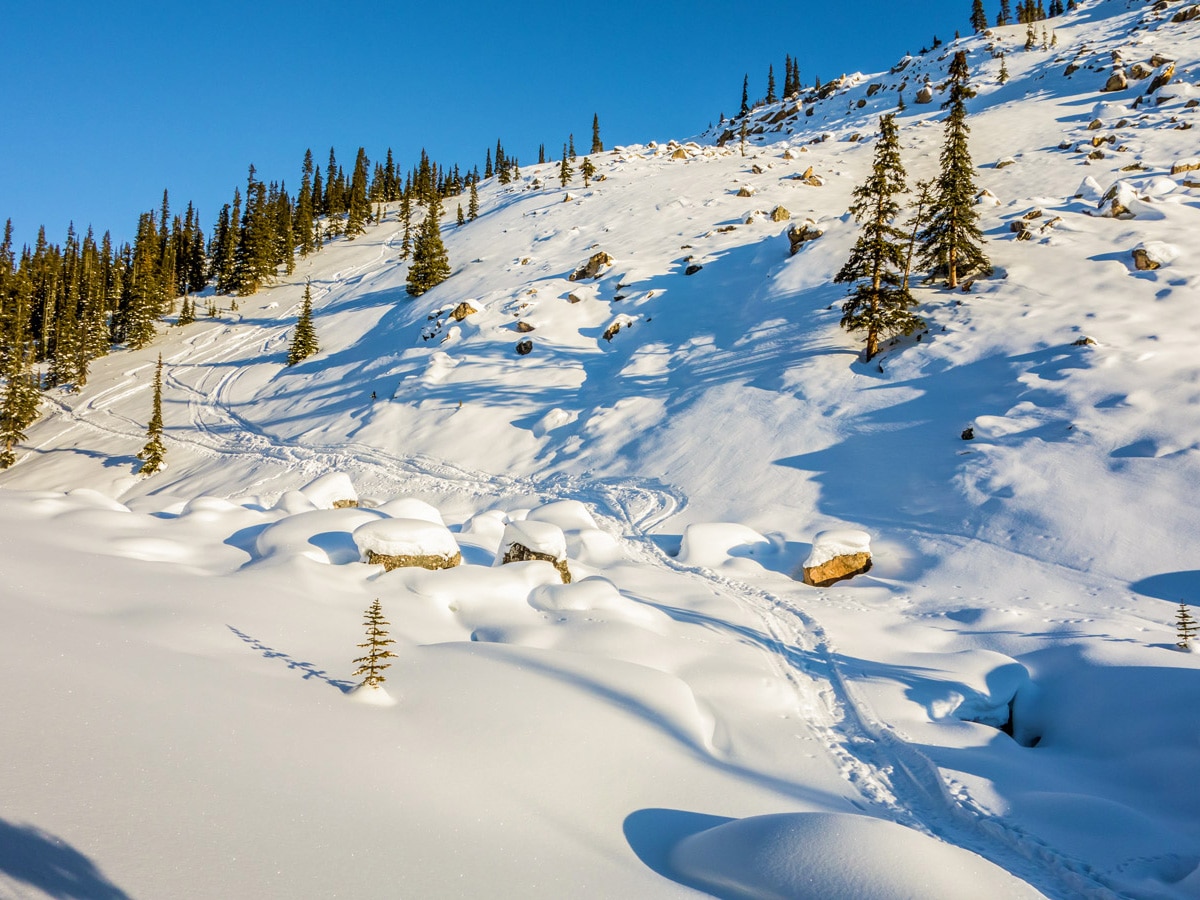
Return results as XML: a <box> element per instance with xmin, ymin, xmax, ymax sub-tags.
<box><xmin>227</xmin><ymin>625</ymin><xmax>355</xmax><ymax>693</ymax></box>
<box><xmin>0</xmin><ymin>817</ymin><xmax>133</xmax><ymax>900</ymax></box>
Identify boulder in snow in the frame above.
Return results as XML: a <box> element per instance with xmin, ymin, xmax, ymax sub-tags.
<box><xmin>299</xmin><ymin>472</ymin><xmax>358</xmax><ymax>510</ymax></box>
<box><xmin>354</xmin><ymin>518</ymin><xmax>461</xmax><ymax>571</ymax></box>
<box><xmin>787</xmin><ymin>221</ymin><xmax>823</xmax><ymax>255</ymax></box>
<box><xmin>802</xmin><ymin>529</ymin><xmax>872</xmax><ymax>587</ymax></box>
<box><xmin>770</xmin><ymin>205</ymin><xmax>791</xmax><ymax>222</ymax></box>
<box><xmin>450</xmin><ymin>301</ymin><xmax>477</xmax><ymax>321</ymax></box>
<box><xmin>496</xmin><ymin>520</ymin><xmax>571</xmax><ymax>583</ymax></box>
<box><xmin>569</xmin><ymin>251</ymin><xmax>614</xmax><ymax>282</ymax></box>
<box><xmin>1170</xmin><ymin>157</ymin><xmax>1200</xmax><ymax>175</ymax></box>
<box><xmin>1104</xmin><ymin>70</ymin><xmax>1129</xmax><ymax>93</ymax></box>
<box><xmin>516</xmin><ymin>339</ymin><xmax>533</xmax><ymax>356</ymax></box>
<box><xmin>915</xmin><ymin>84</ymin><xmax>934</xmax><ymax>104</ymax></box>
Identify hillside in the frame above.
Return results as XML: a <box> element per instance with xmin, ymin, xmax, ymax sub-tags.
<box><xmin>2</xmin><ymin>0</ymin><xmax>1200</xmax><ymax>897</ymax></box>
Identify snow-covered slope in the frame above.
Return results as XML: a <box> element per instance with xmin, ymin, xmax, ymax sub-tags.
<box><xmin>3</xmin><ymin>1</ymin><xmax>1200</xmax><ymax>897</ymax></box>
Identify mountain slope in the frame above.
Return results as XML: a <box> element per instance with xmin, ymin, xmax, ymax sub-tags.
<box><xmin>3</xmin><ymin>1</ymin><xmax>1200</xmax><ymax>897</ymax></box>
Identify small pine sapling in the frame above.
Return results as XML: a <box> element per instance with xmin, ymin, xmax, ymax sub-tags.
<box><xmin>580</xmin><ymin>157</ymin><xmax>596</xmax><ymax>187</ymax></box>
<box><xmin>354</xmin><ymin>599</ymin><xmax>398</xmax><ymax>687</ymax></box>
<box><xmin>138</xmin><ymin>355</ymin><xmax>166</xmax><ymax>475</ymax></box>
<box><xmin>1177</xmin><ymin>602</ymin><xmax>1197</xmax><ymax>650</ymax></box>
<box><xmin>559</xmin><ymin>146</ymin><xmax>573</xmax><ymax>188</ymax></box>
<box><xmin>287</xmin><ymin>281</ymin><xmax>320</xmax><ymax>365</ymax></box>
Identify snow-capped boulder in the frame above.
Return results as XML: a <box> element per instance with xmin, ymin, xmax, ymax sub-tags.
<box><xmin>569</xmin><ymin>251</ymin><xmax>614</xmax><ymax>282</ymax></box>
<box><xmin>802</xmin><ymin>529</ymin><xmax>872</xmax><ymax>587</ymax></box>
<box><xmin>354</xmin><ymin>518</ymin><xmax>461</xmax><ymax>571</ymax></box>
<box><xmin>526</xmin><ymin>500</ymin><xmax>598</xmax><ymax>532</ymax></box>
<box><xmin>496</xmin><ymin>519</ymin><xmax>571</xmax><ymax>583</ymax></box>
<box><xmin>299</xmin><ymin>472</ymin><xmax>358</xmax><ymax>509</ymax></box>
<box><xmin>1104</xmin><ymin>70</ymin><xmax>1128</xmax><ymax>92</ymax></box>
<box><xmin>787</xmin><ymin>221</ymin><xmax>823</xmax><ymax>255</ymax></box>
<box><xmin>915</xmin><ymin>84</ymin><xmax>934</xmax><ymax>104</ymax></box>
<box><xmin>1132</xmin><ymin>241</ymin><xmax>1180</xmax><ymax>270</ymax></box>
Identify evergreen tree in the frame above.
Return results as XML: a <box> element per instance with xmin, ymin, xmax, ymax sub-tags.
<box><xmin>766</xmin><ymin>64</ymin><xmax>777</xmax><ymax>103</ymax></box>
<box><xmin>137</xmin><ymin>354</ymin><xmax>166</xmax><ymax>475</ymax></box>
<box><xmin>999</xmin><ymin>53</ymin><xmax>1010</xmax><ymax>83</ymax></box>
<box><xmin>353</xmin><ymin>599</ymin><xmax>397</xmax><ymax>688</ymax></box>
<box><xmin>124</xmin><ymin>212</ymin><xmax>163</xmax><ymax>349</ymax></box>
<box><xmin>559</xmin><ymin>145</ymin><xmax>574</xmax><ymax>187</ymax></box>
<box><xmin>399</xmin><ymin>192</ymin><xmax>413</xmax><ymax>259</ymax></box>
<box><xmin>0</xmin><ymin>285</ymin><xmax>40</xmax><ymax>469</ymax></box>
<box><xmin>456</xmin><ymin>203</ymin><xmax>465</xmax><ymax>226</ymax></box>
<box><xmin>971</xmin><ymin>0</ymin><xmax>989</xmax><ymax>32</ymax></box>
<box><xmin>998</xmin><ymin>0</ymin><xmax>1012</xmax><ymax>25</ymax></box>
<box><xmin>296</xmin><ymin>149</ymin><xmax>316</xmax><ymax>256</ymax></box>
<box><xmin>591</xmin><ymin>113</ymin><xmax>603</xmax><ymax>153</ymax></box>
<box><xmin>1177</xmin><ymin>602</ymin><xmax>1197</xmax><ymax>650</ymax></box>
<box><xmin>485</xmin><ymin>148</ymin><xmax>493</xmax><ymax>179</ymax></box>
<box><xmin>918</xmin><ymin>51</ymin><xmax>991</xmax><ymax>289</ymax></box>
<box><xmin>580</xmin><ymin>157</ymin><xmax>596</xmax><ymax>187</ymax></box>
<box><xmin>468</xmin><ymin>181</ymin><xmax>479</xmax><ymax>220</ymax></box>
<box><xmin>346</xmin><ymin>147</ymin><xmax>371</xmax><ymax>238</ymax></box>
<box><xmin>568</xmin><ymin>134</ymin><xmax>576</xmax><ymax>160</ymax></box>
<box><xmin>232</xmin><ymin>165</ymin><xmax>274</xmax><ymax>294</ymax></box>
<box><xmin>740</xmin><ymin>73</ymin><xmax>750</xmax><ymax>117</ymax></box>
<box><xmin>834</xmin><ymin>114</ymin><xmax>922</xmax><ymax>361</ymax></box>
<box><xmin>405</xmin><ymin>196</ymin><xmax>451</xmax><ymax>297</ymax></box>
<box><xmin>287</xmin><ymin>280</ymin><xmax>319</xmax><ymax>365</ymax></box>
<box><xmin>538</xmin><ymin>144</ymin><xmax>546</xmax><ymax>165</ymax></box>
<box><xmin>177</xmin><ymin>297</ymin><xmax>195</xmax><ymax>325</ymax></box>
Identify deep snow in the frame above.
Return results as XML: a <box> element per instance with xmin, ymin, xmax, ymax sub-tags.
<box><xmin>3</xmin><ymin>1</ymin><xmax>1200</xmax><ymax>897</ymax></box>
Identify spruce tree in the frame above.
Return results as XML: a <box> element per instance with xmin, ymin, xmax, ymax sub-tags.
<box><xmin>0</xmin><ymin>291</ymin><xmax>41</xmax><ymax>470</ymax></box>
<box><xmin>835</xmin><ymin>114</ymin><xmax>922</xmax><ymax>361</ymax></box>
<box><xmin>1178</xmin><ymin>602</ymin><xmax>1197</xmax><ymax>650</ymax></box>
<box><xmin>399</xmin><ymin>192</ymin><xmax>413</xmax><ymax>259</ymax></box>
<box><xmin>971</xmin><ymin>0</ymin><xmax>989</xmax><ymax>32</ymax></box>
<box><xmin>580</xmin><ymin>157</ymin><xmax>596</xmax><ymax>187</ymax></box>
<box><xmin>456</xmin><ymin>203</ymin><xmax>465</xmax><ymax>226</ymax></box>
<box><xmin>405</xmin><ymin>196</ymin><xmax>451</xmax><ymax>297</ymax></box>
<box><xmin>346</xmin><ymin>147</ymin><xmax>371</xmax><ymax>239</ymax></box>
<box><xmin>177</xmin><ymin>297</ymin><xmax>195</xmax><ymax>325</ymax></box>
<box><xmin>468</xmin><ymin>181</ymin><xmax>480</xmax><ymax>220</ymax></box>
<box><xmin>766</xmin><ymin>64</ymin><xmax>777</xmax><ymax>103</ymax></box>
<box><xmin>591</xmin><ymin>114</ymin><xmax>603</xmax><ymax>153</ymax></box>
<box><xmin>740</xmin><ymin>74</ymin><xmax>750</xmax><ymax>117</ymax></box>
<box><xmin>559</xmin><ymin>145</ymin><xmax>574</xmax><ymax>188</ymax></box>
<box><xmin>999</xmin><ymin>53</ymin><xmax>1010</xmax><ymax>83</ymax></box>
<box><xmin>568</xmin><ymin>134</ymin><xmax>576</xmax><ymax>160</ymax></box>
<box><xmin>998</xmin><ymin>0</ymin><xmax>1012</xmax><ymax>25</ymax></box>
<box><xmin>918</xmin><ymin>51</ymin><xmax>991</xmax><ymax>289</ymax></box>
<box><xmin>353</xmin><ymin>599</ymin><xmax>398</xmax><ymax>688</ymax></box>
<box><xmin>287</xmin><ymin>281</ymin><xmax>320</xmax><ymax>365</ymax></box>
<box><xmin>138</xmin><ymin>354</ymin><xmax>166</xmax><ymax>475</ymax></box>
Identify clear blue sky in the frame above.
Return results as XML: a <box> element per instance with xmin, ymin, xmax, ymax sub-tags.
<box><xmin>0</xmin><ymin>0</ymin><xmax>970</xmax><ymax>250</ymax></box>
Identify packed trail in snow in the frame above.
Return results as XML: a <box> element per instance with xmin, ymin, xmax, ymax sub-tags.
<box><xmin>3</xmin><ymin>0</ymin><xmax>1200</xmax><ymax>897</ymax></box>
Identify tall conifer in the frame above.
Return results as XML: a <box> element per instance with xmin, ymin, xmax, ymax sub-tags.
<box><xmin>835</xmin><ymin>115</ymin><xmax>922</xmax><ymax>361</ymax></box>
<box><xmin>918</xmin><ymin>51</ymin><xmax>991</xmax><ymax>289</ymax></box>
<box><xmin>287</xmin><ymin>281</ymin><xmax>319</xmax><ymax>365</ymax></box>
<box><xmin>137</xmin><ymin>354</ymin><xmax>166</xmax><ymax>474</ymax></box>
<box><xmin>591</xmin><ymin>114</ymin><xmax>603</xmax><ymax>153</ymax></box>
<box><xmin>405</xmin><ymin>196</ymin><xmax>450</xmax><ymax>297</ymax></box>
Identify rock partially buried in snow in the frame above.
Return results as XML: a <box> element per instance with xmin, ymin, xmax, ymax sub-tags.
<box><xmin>802</xmin><ymin>529</ymin><xmax>872</xmax><ymax>586</ymax></box>
<box><xmin>670</xmin><ymin>812</ymin><xmax>1044</xmax><ymax>899</ymax></box>
<box><xmin>569</xmin><ymin>251</ymin><xmax>614</xmax><ymax>281</ymax></box>
<box><xmin>497</xmin><ymin>520</ymin><xmax>572</xmax><ymax>583</ymax></box>
<box><xmin>787</xmin><ymin>221</ymin><xmax>823</xmax><ymax>256</ymax></box>
<box><xmin>354</xmin><ymin>518</ymin><xmax>462</xmax><ymax>571</ymax></box>
<box><xmin>299</xmin><ymin>472</ymin><xmax>358</xmax><ymax>509</ymax></box>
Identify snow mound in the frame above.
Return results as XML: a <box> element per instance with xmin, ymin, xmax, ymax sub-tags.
<box><xmin>353</xmin><ymin>518</ymin><xmax>459</xmax><ymax>559</ymax></box>
<box><xmin>375</xmin><ymin>497</ymin><xmax>445</xmax><ymax>525</ymax></box>
<box><xmin>526</xmin><ymin>499</ymin><xmax>598</xmax><ymax>532</ymax></box>
<box><xmin>273</xmin><ymin>490</ymin><xmax>317</xmax><ymax>514</ymax></box>
<box><xmin>254</xmin><ymin>508</ymin><xmax>383</xmax><ymax>563</ymax></box>
<box><xmin>496</xmin><ymin>519</ymin><xmax>567</xmax><ymax>562</ymax></box>
<box><xmin>527</xmin><ymin>576</ymin><xmax>625</xmax><ymax>612</ymax></box>
<box><xmin>348</xmin><ymin>684</ymin><xmax>398</xmax><ymax>706</ymax></box>
<box><xmin>803</xmin><ymin>529</ymin><xmax>871</xmax><ymax>568</ymax></box>
<box><xmin>299</xmin><ymin>472</ymin><xmax>358</xmax><ymax>509</ymax></box>
<box><xmin>670</xmin><ymin>812</ymin><xmax>1043</xmax><ymax>899</ymax></box>
<box><xmin>677</xmin><ymin>522</ymin><xmax>771</xmax><ymax>567</ymax></box>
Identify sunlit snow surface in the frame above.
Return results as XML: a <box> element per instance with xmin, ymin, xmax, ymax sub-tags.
<box><xmin>3</xmin><ymin>1</ymin><xmax>1200</xmax><ymax>896</ymax></box>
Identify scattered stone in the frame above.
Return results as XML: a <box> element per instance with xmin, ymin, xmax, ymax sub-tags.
<box><xmin>996</xmin><ymin>157</ymin><xmax>1018</xmax><ymax>169</ymax></box>
<box><xmin>787</xmin><ymin>222</ymin><xmax>824</xmax><ymax>255</ymax></box>
<box><xmin>516</xmin><ymin>339</ymin><xmax>533</xmax><ymax>355</ymax></box>
<box><xmin>717</xmin><ymin>224</ymin><xmax>738</xmax><ymax>233</ymax></box>
<box><xmin>569</xmin><ymin>251</ymin><xmax>614</xmax><ymax>281</ymax></box>
<box><xmin>751</xmin><ymin>164</ymin><xmax>766</xmax><ymax>174</ymax></box>
<box><xmin>450</xmin><ymin>301</ymin><xmax>478</xmax><ymax>321</ymax></box>
<box><xmin>1065</xmin><ymin>63</ymin><xmax>1081</xmax><ymax>77</ymax></box>
<box><xmin>801</xmin><ymin>529</ymin><xmax>872</xmax><ymax>587</ymax></box>
<box><xmin>567</xmin><ymin>292</ymin><xmax>585</xmax><ymax>304</ymax></box>
<box><xmin>1128</xmin><ymin>62</ymin><xmax>1153</xmax><ymax>80</ymax></box>
<box><xmin>1073</xmin><ymin>336</ymin><xmax>1097</xmax><ymax>346</ymax></box>
<box><xmin>770</xmin><ymin>205</ymin><xmax>791</xmax><ymax>222</ymax></box>
<box><xmin>1104</xmin><ymin>70</ymin><xmax>1129</xmax><ymax>92</ymax></box>
<box><xmin>685</xmin><ymin>264</ymin><xmax>703</xmax><ymax>276</ymax></box>
<box><xmin>737</xmin><ymin>186</ymin><xmax>756</xmax><ymax>197</ymax></box>
<box><xmin>1171</xmin><ymin>157</ymin><xmax>1200</xmax><ymax>174</ymax></box>
<box><xmin>1087</xmin><ymin>118</ymin><xmax>1104</xmax><ymax>130</ymax></box>
<box><xmin>602</xmin><ymin>322</ymin><xmax>622</xmax><ymax>342</ymax></box>
<box><xmin>1172</xmin><ymin>5</ymin><xmax>1200</xmax><ymax>22</ymax></box>
<box><xmin>961</xmin><ymin>427</ymin><xmax>975</xmax><ymax>440</ymax></box>
<box><xmin>671</xmin><ymin>147</ymin><xmax>690</xmax><ymax>160</ymax></box>
<box><xmin>515</xmin><ymin>321</ymin><xmax>535</xmax><ymax>333</ymax></box>
<box><xmin>856</xmin><ymin>98</ymin><xmax>867</xmax><ymax>109</ymax></box>
<box><xmin>915</xmin><ymin>84</ymin><xmax>935</xmax><ymax>104</ymax></box>
<box><xmin>1147</xmin><ymin>62</ymin><xmax>1176</xmax><ymax>94</ymax></box>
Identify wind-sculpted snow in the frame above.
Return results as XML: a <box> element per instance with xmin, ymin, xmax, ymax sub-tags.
<box><xmin>3</xmin><ymin>0</ymin><xmax>1200</xmax><ymax>895</ymax></box>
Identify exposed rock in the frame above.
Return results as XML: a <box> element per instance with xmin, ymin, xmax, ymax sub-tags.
<box><xmin>567</xmin><ymin>292</ymin><xmax>585</xmax><ymax>304</ymax></box>
<box><xmin>569</xmin><ymin>251</ymin><xmax>614</xmax><ymax>281</ymax></box>
<box><xmin>770</xmin><ymin>205</ymin><xmax>791</xmax><ymax>222</ymax></box>
<box><xmin>1087</xmin><ymin>118</ymin><xmax>1104</xmax><ymax>130</ymax></box>
<box><xmin>1128</xmin><ymin>62</ymin><xmax>1153</xmax><ymax>80</ymax></box>
<box><xmin>498</xmin><ymin>521</ymin><xmax>572</xmax><ymax>584</ymax></box>
<box><xmin>366</xmin><ymin>549</ymin><xmax>461</xmax><ymax>572</ymax></box>
<box><xmin>856</xmin><ymin>98</ymin><xmax>867</xmax><ymax>109</ymax></box>
<box><xmin>716</xmin><ymin>224</ymin><xmax>738</xmax><ymax>233</ymax></box>
<box><xmin>671</xmin><ymin>147</ymin><xmax>690</xmax><ymax>160</ymax></box>
<box><xmin>1170</xmin><ymin>157</ymin><xmax>1200</xmax><ymax>174</ymax></box>
<box><xmin>1151</xmin><ymin>54</ymin><xmax>1173</xmax><ymax>67</ymax></box>
<box><xmin>516</xmin><ymin>339</ymin><xmax>533</xmax><ymax>355</ymax></box>
<box><xmin>961</xmin><ymin>427</ymin><xmax>975</xmax><ymax>441</ymax></box>
<box><xmin>915</xmin><ymin>84</ymin><xmax>934</xmax><ymax>104</ymax></box>
<box><xmin>602</xmin><ymin>322</ymin><xmax>622</xmax><ymax>342</ymax></box>
<box><xmin>801</xmin><ymin>530</ymin><xmax>872</xmax><ymax>587</ymax></box>
<box><xmin>1065</xmin><ymin>63</ymin><xmax>1081</xmax><ymax>77</ymax></box>
<box><xmin>515</xmin><ymin>320</ymin><xmax>535</xmax><ymax>333</ymax></box>
<box><xmin>737</xmin><ymin>186</ymin><xmax>756</xmax><ymax>197</ymax></box>
<box><xmin>751</xmin><ymin>164</ymin><xmax>766</xmax><ymax>174</ymax></box>
<box><xmin>502</xmin><ymin>542</ymin><xmax>571</xmax><ymax>583</ymax></box>
<box><xmin>1147</xmin><ymin>62</ymin><xmax>1176</xmax><ymax>95</ymax></box>
<box><xmin>866</xmin><ymin>83</ymin><xmax>883</xmax><ymax>97</ymax></box>
<box><xmin>996</xmin><ymin>157</ymin><xmax>1017</xmax><ymax>169</ymax></box>
<box><xmin>1104</xmin><ymin>70</ymin><xmax>1128</xmax><ymax>92</ymax></box>
<box><xmin>450</xmin><ymin>301</ymin><xmax>478</xmax><ymax>321</ymax></box>
<box><xmin>1172</xmin><ymin>5</ymin><xmax>1200</xmax><ymax>22</ymax></box>
<box><xmin>1132</xmin><ymin>247</ymin><xmax>1161</xmax><ymax>270</ymax></box>
<box><xmin>332</xmin><ymin>499</ymin><xmax>359</xmax><ymax>509</ymax></box>
<box><xmin>787</xmin><ymin>222</ymin><xmax>824</xmax><ymax>255</ymax></box>
<box><xmin>685</xmin><ymin>264</ymin><xmax>703</xmax><ymax>276</ymax></box>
